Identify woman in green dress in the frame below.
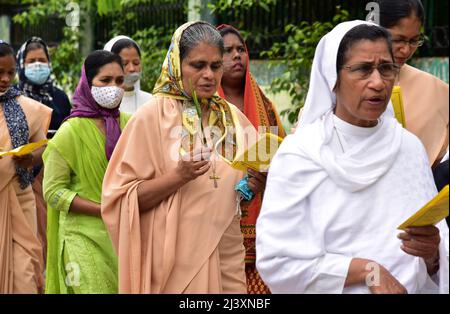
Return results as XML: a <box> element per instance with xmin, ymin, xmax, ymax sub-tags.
<box><xmin>43</xmin><ymin>50</ymin><xmax>130</xmax><ymax>293</ymax></box>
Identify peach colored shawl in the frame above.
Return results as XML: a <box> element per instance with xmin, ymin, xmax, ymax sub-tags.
<box><xmin>399</xmin><ymin>64</ymin><xmax>449</xmax><ymax>166</ymax></box>
<box><xmin>0</xmin><ymin>96</ymin><xmax>51</xmax><ymax>293</ymax></box>
<box><xmin>102</xmin><ymin>96</ymin><xmax>256</xmax><ymax>293</ymax></box>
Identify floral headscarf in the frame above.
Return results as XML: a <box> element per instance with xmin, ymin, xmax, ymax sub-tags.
<box><xmin>153</xmin><ymin>21</ymin><xmax>242</xmax><ymax>162</ymax></box>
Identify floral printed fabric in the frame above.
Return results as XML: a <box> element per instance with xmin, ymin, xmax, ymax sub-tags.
<box><xmin>16</xmin><ymin>37</ymin><xmax>54</xmax><ymax>107</ymax></box>
<box><xmin>0</xmin><ymin>87</ymin><xmax>33</xmax><ymax>189</ymax></box>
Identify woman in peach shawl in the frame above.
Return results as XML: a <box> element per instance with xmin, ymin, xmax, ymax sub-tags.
<box><xmin>216</xmin><ymin>24</ymin><xmax>286</xmax><ymax>294</ymax></box>
<box><xmin>101</xmin><ymin>22</ymin><xmax>257</xmax><ymax>294</ymax></box>
<box><xmin>0</xmin><ymin>41</ymin><xmax>51</xmax><ymax>293</ymax></box>
<box><xmin>376</xmin><ymin>0</ymin><xmax>448</xmax><ymax>167</ymax></box>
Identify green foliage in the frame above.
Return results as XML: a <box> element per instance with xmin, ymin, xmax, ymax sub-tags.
<box><xmin>105</xmin><ymin>1</ymin><xmax>176</xmax><ymax>92</ymax></box>
<box><xmin>13</xmin><ymin>0</ymin><xmax>89</xmax><ymax>94</ymax></box>
<box><xmin>130</xmin><ymin>27</ymin><xmax>174</xmax><ymax>92</ymax></box>
<box><xmin>208</xmin><ymin>0</ymin><xmax>277</xmax><ymax>29</ymax></box>
<box><xmin>12</xmin><ymin>0</ymin><xmax>68</xmax><ymax>27</ymax></box>
<box><xmin>12</xmin><ymin>0</ymin><xmax>175</xmax><ymax>94</ymax></box>
<box><xmin>261</xmin><ymin>7</ymin><xmax>349</xmax><ymax>123</ymax></box>
<box><xmin>48</xmin><ymin>27</ymin><xmax>83</xmax><ymax>94</ymax></box>
<box><xmin>209</xmin><ymin>0</ymin><xmax>277</xmax><ymax>15</ymax></box>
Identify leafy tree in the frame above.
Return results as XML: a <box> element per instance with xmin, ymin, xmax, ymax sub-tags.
<box><xmin>13</xmin><ymin>0</ymin><xmax>91</xmax><ymax>93</ymax></box>
<box><xmin>12</xmin><ymin>0</ymin><xmax>177</xmax><ymax>94</ymax></box>
<box><xmin>262</xmin><ymin>6</ymin><xmax>350</xmax><ymax>123</ymax></box>
<box><xmin>104</xmin><ymin>0</ymin><xmax>180</xmax><ymax>92</ymax></box>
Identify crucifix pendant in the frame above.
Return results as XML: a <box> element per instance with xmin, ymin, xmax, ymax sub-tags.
<box><xmin>210</xmin><ymin>173</ymin><xmax>220</xmax><ymax>189</ymax></box>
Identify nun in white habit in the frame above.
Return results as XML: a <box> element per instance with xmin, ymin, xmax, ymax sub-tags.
<box><xmin>104</xmin><ymin>36</ymin><xmax>152</xmax><ymax>114</ymax></box>
<box><xmin>256</xmin><ymin>20</ymin><xmax>449</xmax><ymax>294</ymax></box>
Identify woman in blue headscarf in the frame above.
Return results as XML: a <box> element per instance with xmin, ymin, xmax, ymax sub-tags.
<box><xmin>16</xmin><ymin>37</ymin><xmax>72</xmax><ymax>137</ymax></box>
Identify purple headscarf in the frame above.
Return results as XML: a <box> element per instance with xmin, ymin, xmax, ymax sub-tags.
<box><xmin>66</xmin><ymin>66</ymin><xmax>121</xmax><ymax>160</ymax></box>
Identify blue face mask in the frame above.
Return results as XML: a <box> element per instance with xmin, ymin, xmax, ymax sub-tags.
<box><xmin>24</xmin><ymin>62</ymin><xmax>51</xmax><ymax>85</ymax></box>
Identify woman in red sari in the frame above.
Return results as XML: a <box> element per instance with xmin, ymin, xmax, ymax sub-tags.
<box><xmin>217</xmin><ymin>25</ymin><xmax>286</xmax><ymax>294</ymax></box>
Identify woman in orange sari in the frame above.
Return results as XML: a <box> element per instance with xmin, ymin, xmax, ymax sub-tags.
<box><xmin>217</xmin><ymin>25</ymin><xmax>286</xmax><ymax>294</ymax></box>
<box><xmin>0</xmin><ymin>41</ymin><xmax>51</xmax><ymax>293</ymax></box>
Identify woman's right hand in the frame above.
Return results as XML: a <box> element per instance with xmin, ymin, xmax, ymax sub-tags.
<box><xmin>346</xmin><ymin>258</ymin><xmax>407</xmax><ymax>294</ymax></box>
<box><xmin>176</xmin><ymin>146</ymin><xmax>212</xmax><ymax>182</ymax></box>
<box><xmin>367</xmin><ymin>263</ymin><xmax>408</xmax><ymax>294</ymax></box>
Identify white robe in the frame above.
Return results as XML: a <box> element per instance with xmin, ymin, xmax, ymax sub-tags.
<box><xmin>104</xmin><ymin>35</ymin><xmax>153</xmax><ymax>115</ymax></box>
<box><xmin>120</xmin><ymin>89</ymin><xmax>152</xmax><ymax>115</ymax></box>
<box><xmin>256</xmin><ymin>112</ymin><xmax>449</xmax><ymax>294</ymax></box>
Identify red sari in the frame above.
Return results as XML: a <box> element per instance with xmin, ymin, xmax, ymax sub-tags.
<box><xmin>217</xmin><ymin>24</ymin><xmax>286</xmax><ymax>294</ymax></box>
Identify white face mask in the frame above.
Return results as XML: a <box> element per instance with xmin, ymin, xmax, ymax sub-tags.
<box><xmin>124</xmin><ymin>72</ymin><xmax>141</xmax><ymax>88</ymax></box>
<box><xmin>91</xmin><ymin>86</ymin><xmax>124</xmax><ymax>109</ymax></box>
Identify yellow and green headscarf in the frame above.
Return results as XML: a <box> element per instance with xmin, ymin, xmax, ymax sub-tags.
<box><xmin>153</xmin><ymin>21</ymin><xmax>244</xmax><ymax>163</ymax></box>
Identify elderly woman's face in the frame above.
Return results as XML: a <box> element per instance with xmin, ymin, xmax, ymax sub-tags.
<box><xmin>181</xmin><ymin>42</ymin><xmax>223</xmax><ymax>99</ymax></box>
<box><xmin>335</xmin><ymin>39</ymin><xmax>396</xmax><ymax>127</ymax></box>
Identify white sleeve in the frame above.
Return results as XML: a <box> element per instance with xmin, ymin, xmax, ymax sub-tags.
<box><xmin>256</xmin><ymin>136</ymin><xmax>352</xmax><ymax>294</ymax></box>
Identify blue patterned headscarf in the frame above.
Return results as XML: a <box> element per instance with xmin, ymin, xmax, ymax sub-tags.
<box><xmin>0</xmin><ymin>44</ymin><xmax>33</xmax><ymax>189</ymax></box>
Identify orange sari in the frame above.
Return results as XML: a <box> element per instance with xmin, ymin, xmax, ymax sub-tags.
<box><xmin>217</xmin><ymin>24</ymin><xmax>286</xmax><ymax>294</ymax></box>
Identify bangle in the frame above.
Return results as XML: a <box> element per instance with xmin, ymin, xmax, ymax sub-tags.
<box><xmin>235</xmin><ymin>176</ymin><xmax>255</xmax><ymax>202</ymax></box>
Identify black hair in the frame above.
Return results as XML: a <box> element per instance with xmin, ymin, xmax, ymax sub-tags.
<box><xmin>0</xmin><ymin>41</ymin><xmax>15</xmax><ymax>58</ymax></box>
<box><xmin>336</xmin><ymin>24</ymin><xmax>394</xmax><ymax>73</ymax></box>
<box><xmin>111</xmin><ymin>38</ymin><xmax>141</xmax><ymax>58</ymax></box>
<box><xmin>24</xmin><ymin>41</ymin><xmax>49</xmax><ymax>61</ymax></box>
<box><xmin>218</xmin><ymin>27</ymin><xmax>245</xmax><ymax>47</ymax></box>
<box><xmin>180</xmin><ymin>22</ymin><xmax>224</xmax><ymax>61</ymax></box>
<box><xmin>84</xmin><ymin>50</ymin><xmax>124</xmax><ymax>87</ymax></box>
<box><xmin>376</xmin><ymin>0</ymin><xmax>425</xmax><ymax>29</ymax></box>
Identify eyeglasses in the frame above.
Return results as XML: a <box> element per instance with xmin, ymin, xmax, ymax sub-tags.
<box><xmin>391</xmin><ymin>36</ymin><xmax>425</xmax><ymax>48</ymax></box>
<box><xmin>342</xmin><ymin>62</ymin><xmax>400</xmax><ymax>80</ymax></box>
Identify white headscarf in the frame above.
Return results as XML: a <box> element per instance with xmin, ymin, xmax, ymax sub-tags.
<box><xmin>295</xmin><ymin>20</ymin><xmax>403</xmax><ymax>192</ymax></box>
<box><xmin>104</xmin><ymin>35</ymin><xmax>142</xmax><ymax>92</ymax></box>
<box><xmin>299</xmin><ymin>20</ymin><xmax>395</xmax><ymax>125</ymax></box>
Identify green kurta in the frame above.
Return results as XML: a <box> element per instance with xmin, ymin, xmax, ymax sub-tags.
<box><xmin>43</xmin><ymin>113</ymin><xmax>130</xmax><ymax>294</ymax></box>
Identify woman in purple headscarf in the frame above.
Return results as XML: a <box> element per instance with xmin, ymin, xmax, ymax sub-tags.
<box><xmin>42</xmin><ymin>50</ymin><xmax>131</xmax><ymax>293</ymax></box>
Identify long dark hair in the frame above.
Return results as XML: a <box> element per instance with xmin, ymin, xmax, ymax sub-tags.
<box><xmin>0</xmin><ymin>41</ymin><xmax>15</xmax><ymax>58</ymax></box>
<box><xmin>376</xmin><ymin>0</ymin><xmax>425</xmax><ymax>28</ymax></box>
<box><xmin>218</xmin><ymin>26</ymin><xmax>245</xmax><ymax>47</ymax></box>
<box><xmin>111</xmin><ymin>38</ymin><xmax>141</xmax><ymax>58</ymax></box>
<box><xmin>84</xmin><ymin>50</ymin><xmax>123</xmax><ymax>87</ymax></box>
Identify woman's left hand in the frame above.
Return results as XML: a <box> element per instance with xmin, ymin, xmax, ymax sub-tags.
<box><xmin>13</xmin><ymin>153</ymin><xmax>34</xmax><ymax>169</ymax></box>
<box><xmin>398</xmin><ymin>226</ymin><xmax>441</xmax><ymax>275</ymax></box>
<box><xmin>247</xmin><ymin>169</ymin><xmax>267</xmax><ymax>195</ymax></box>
